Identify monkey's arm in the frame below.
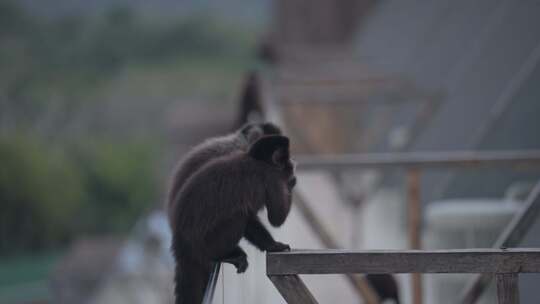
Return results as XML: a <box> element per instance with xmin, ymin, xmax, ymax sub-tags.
<box><xmin>244</xmin><ymin>216</ymin><xmax>290</xmax><ymax>252</ymax></box>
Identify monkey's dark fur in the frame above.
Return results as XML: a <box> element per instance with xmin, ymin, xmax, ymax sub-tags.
<box><xmin>166</xmin><ymin>122</ymin><xmax>282</xmax><ymax>227</ymax></box>
<box><xmin>169</xmin><ymin>133</ymin><xmax>294</xmax><ymax>304</ymax></box>
<box><xmin>235</xmin><ymin>71</ymin><xmax>263</xmax><ymax>128</ymax></box>
<box><xmin>366</xmin><ymin>274</ymin><xmax>400</xmax><ymax>303</ymax></box>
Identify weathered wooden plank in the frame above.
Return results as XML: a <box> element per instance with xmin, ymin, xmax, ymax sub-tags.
<box><xmin>267</xmin><ymin>249</ymin><xmax>540</xmax><ymax>275</ymax></box>
<box><xmin>496</xmin><ymin>273</ymin><xmax>520</xmax><ymax>304</ymax></box>
<box><xmin>461</xmin><ymin>181</ymin><xmax>540</xmax><ymax>304</ymax></box>
<box><xmin>296</xmin><ymin>150</ymin><xmax>540</xmax><ymax>170</ymax></box>
<box><xmin>268</xmin><ymin>275</ymin><xmax>319</xmax><ymax>304</ymax></box>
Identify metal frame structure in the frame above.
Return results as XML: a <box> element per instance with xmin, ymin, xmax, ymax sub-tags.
<box><xmin>258</xmin><ymin>69</ymin><xmax>540</xmax><ymax>303</ymax></box>
<box><xmin>294</xmin><ymin>151</ymin><xmax>540</xmax><ymax>304</ymax></box>
<box><xmin>267</xmin><ymin>248</ymin><xmax>540</xmax><ymax>304</ymax></box>
<box><xmin>200</xmin><ymin>152</ymin><xmax>540</xmax><ymax>304</ymax></box>
<box><xmin>461</xmin><ymin>182</ymin><xmax>540</xmax><ymax>304</ymax></box>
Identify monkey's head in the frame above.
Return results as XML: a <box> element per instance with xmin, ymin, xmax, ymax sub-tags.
<box><xmin>248</xmin><ymin>135</ymin><xmax>296</xmax><ymax>227</ymax></box>
<box><xmin>239</xmin><ymin>122</ymin><xmax>282</xmax><ymax>145</ymax></box>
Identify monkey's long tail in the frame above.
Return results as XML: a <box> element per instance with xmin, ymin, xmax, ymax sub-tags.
<box><xmin>174</xmin><ymin>254</ymin><xmax>212</xmax><ymax>304</ymax></box>
<box><xmin>366</xmin><ymin>274</ymin><xmax>400</xmax><ymax>304</ymax></box>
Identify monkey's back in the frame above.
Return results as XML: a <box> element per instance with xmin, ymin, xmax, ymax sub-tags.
<box><xmin>167</xmin><ymin>133</ymin><xmax>248</xmax><ymax>225</ymax></box>
<box><xmin>171</xmin><ymin>154</ymin><xmax>268</xmax><ymax>242</ymax></box>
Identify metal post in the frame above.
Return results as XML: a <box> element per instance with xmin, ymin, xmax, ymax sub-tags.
<box><xmin>496</xmin><ymin>273</ymin><xmax>519</xmax><ymax>304</ymax></box>
<box><xmin>407</xmin><ymin>168</ymin><xmax>422</xmax><ymax>304</ymax></box>
<box><xmin>202</xmin><ymin>263</ymin><xmax>221</xmax><ymax>304</ymax></box>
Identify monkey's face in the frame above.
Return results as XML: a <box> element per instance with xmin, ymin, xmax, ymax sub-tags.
<box><xmin>272</xmin><ymin>147</ymin><xmax>293</xmax><ymax>171</ymax></box>
<box><xmin>248</xmin><ymin>135</ymin><xmax>295</xmax><ymax>227</ymax></box>
<box><xmin>271</xmin><ymin>147</ymin><xmax>296</xmax><ymax>190</ymax></box>
<box><xmin>248</xmin><ymin>134</ymin><xmax>295</xmax><ymax>186</ymax></box>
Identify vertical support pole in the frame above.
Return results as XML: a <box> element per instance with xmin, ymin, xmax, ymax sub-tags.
<box><xmin>407</xmin><ymin>168</ymin><xmax>422</xmax><ymax>304</ymax></box>
<box><xmin>496</xmin><ymin>273</ymin><xmax>519</xmax><ymax>304</ymax></box>
<box><xmin>268</xmin><ymin>275</ymin><xmax>319</xmax><ymax>304</ymax></box>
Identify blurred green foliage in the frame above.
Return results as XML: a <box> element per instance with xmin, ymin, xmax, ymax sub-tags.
<box><xmin>73</xmin><ymin>139</ymin><xmax>159</xmax><ymax>234</ymax></box>
<box><xmin>0</xmin><ymin>135</ymin><xmax>159</xmax><ymax>255</ymax></box>
<box><xmin>0</xmin><ymin>0</ymin><xmax>258</xmax><ymax>256</ymax></box>
<box><xmin>0</xmin><ymin>135</ymin><xmax>85</xmax><ymax>253</ymax></box>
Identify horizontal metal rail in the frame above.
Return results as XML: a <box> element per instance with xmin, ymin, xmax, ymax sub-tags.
<box><xmin>294</xmin><ymin>151</ymin><xmax>540</xmax><ymax>304</ymax></box>
<box><xmin>267</xmin><ymin>248</ymin><xmax>540</xmax><ymax>304</ymax></box>
<box><xmin>296</xmin><ymin>150</ymin><xmax>540</xmax><ymax>170</ymax></box>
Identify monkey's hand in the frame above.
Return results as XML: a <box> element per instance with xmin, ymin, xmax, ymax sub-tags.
<box><xmin>234</xmin><ymin>256</ymin><xmax>248</xmax><ymax>273</ymax></box>
<box><xmin>266</xmin><ymin>241</ymin><xmax>291</xmax><ymax>252</ymax></box>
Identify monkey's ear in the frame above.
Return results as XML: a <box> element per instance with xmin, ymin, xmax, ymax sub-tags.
<box><xmin>240</xmin><ymin>123</ymin><xmax>263</xmax><ymax>142</ymax></box>
<box><xmin>239</xmin><ymin>123</ymin><xmax>256</xmax><ymax>135</ymax></box>
<box><xmin>248</xmin><ymin>135</ymin><xmax>290</xmax><ymax>164</ymax></box>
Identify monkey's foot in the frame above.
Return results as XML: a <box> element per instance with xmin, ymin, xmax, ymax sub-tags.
<box><xmin>266</xmin><ymin>241</ymin><xmax>291</xmax><ymax>252</ymax></box>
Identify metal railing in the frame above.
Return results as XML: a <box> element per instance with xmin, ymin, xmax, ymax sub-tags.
<box><xmin>202</xmin><ymin>263</ymin><xmax>221</xmax><ymax>304</ymax></box>
<box><xmin>460</xmin><ymin>182</ymin><xmax>540</xmax><ymax>304</ymax></box>
<box><xmin>267</xmin><ymin>248</ymin><xmax>540</xmax><ymax>304</ymax></box>
<box><xmin>294</xmin><ymin>150</ymin><xmax>540</xmax><ymax>304</ymax></box>
<box><xmin>199</xmin><ymin>166</ymin><xmax>540</xmax><ymax>304</ymax></box>
<box><xmin>256</xmin><ymin>69</ymin><xmax>540</xmax><ymax>304</ymax></box>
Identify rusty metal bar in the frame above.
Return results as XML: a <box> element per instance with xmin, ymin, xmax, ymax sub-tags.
<box><xmin>407</xmin><ymin>169</ymin><xmax>422</xmax><ymax>251</ymax></box>
<box><xmin>496</xmin><ymin>273</ymin><xmax>520</xmax><ymax>304</ymax></box>
<box><xmin>296</xmin><ymin>150</ymin><xmax>540</xmax><ymax>170</ymax></box>
<box><xmin>407</xmin><ymin>169</ymin><xmax>423</xmax><ymax>304</ymax></box>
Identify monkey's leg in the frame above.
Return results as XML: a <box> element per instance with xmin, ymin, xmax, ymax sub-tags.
<box><xmin>218</xmin><ymin>246</ymin><xmax>248</xmax><ymax>273</ymax></box>
<box><xmin>244</xmin><ymin>217</ymin><xmax>290</xmax><ymax>252</ymax></box>
<box><xmin>204</xmin><ymin>217</ymin><xmax>249</xmax><ymax>273</ymax></box>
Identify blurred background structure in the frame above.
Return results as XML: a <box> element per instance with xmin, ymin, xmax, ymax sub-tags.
<box><xmin>1</xmin><ymin>0</ymin><xmax>540</xmax><ymax>303</ymax></box>
<box><xmin>0</xmin><ymin>0</ymin><xmax>266</xmax><ymax>302</ymax></box>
